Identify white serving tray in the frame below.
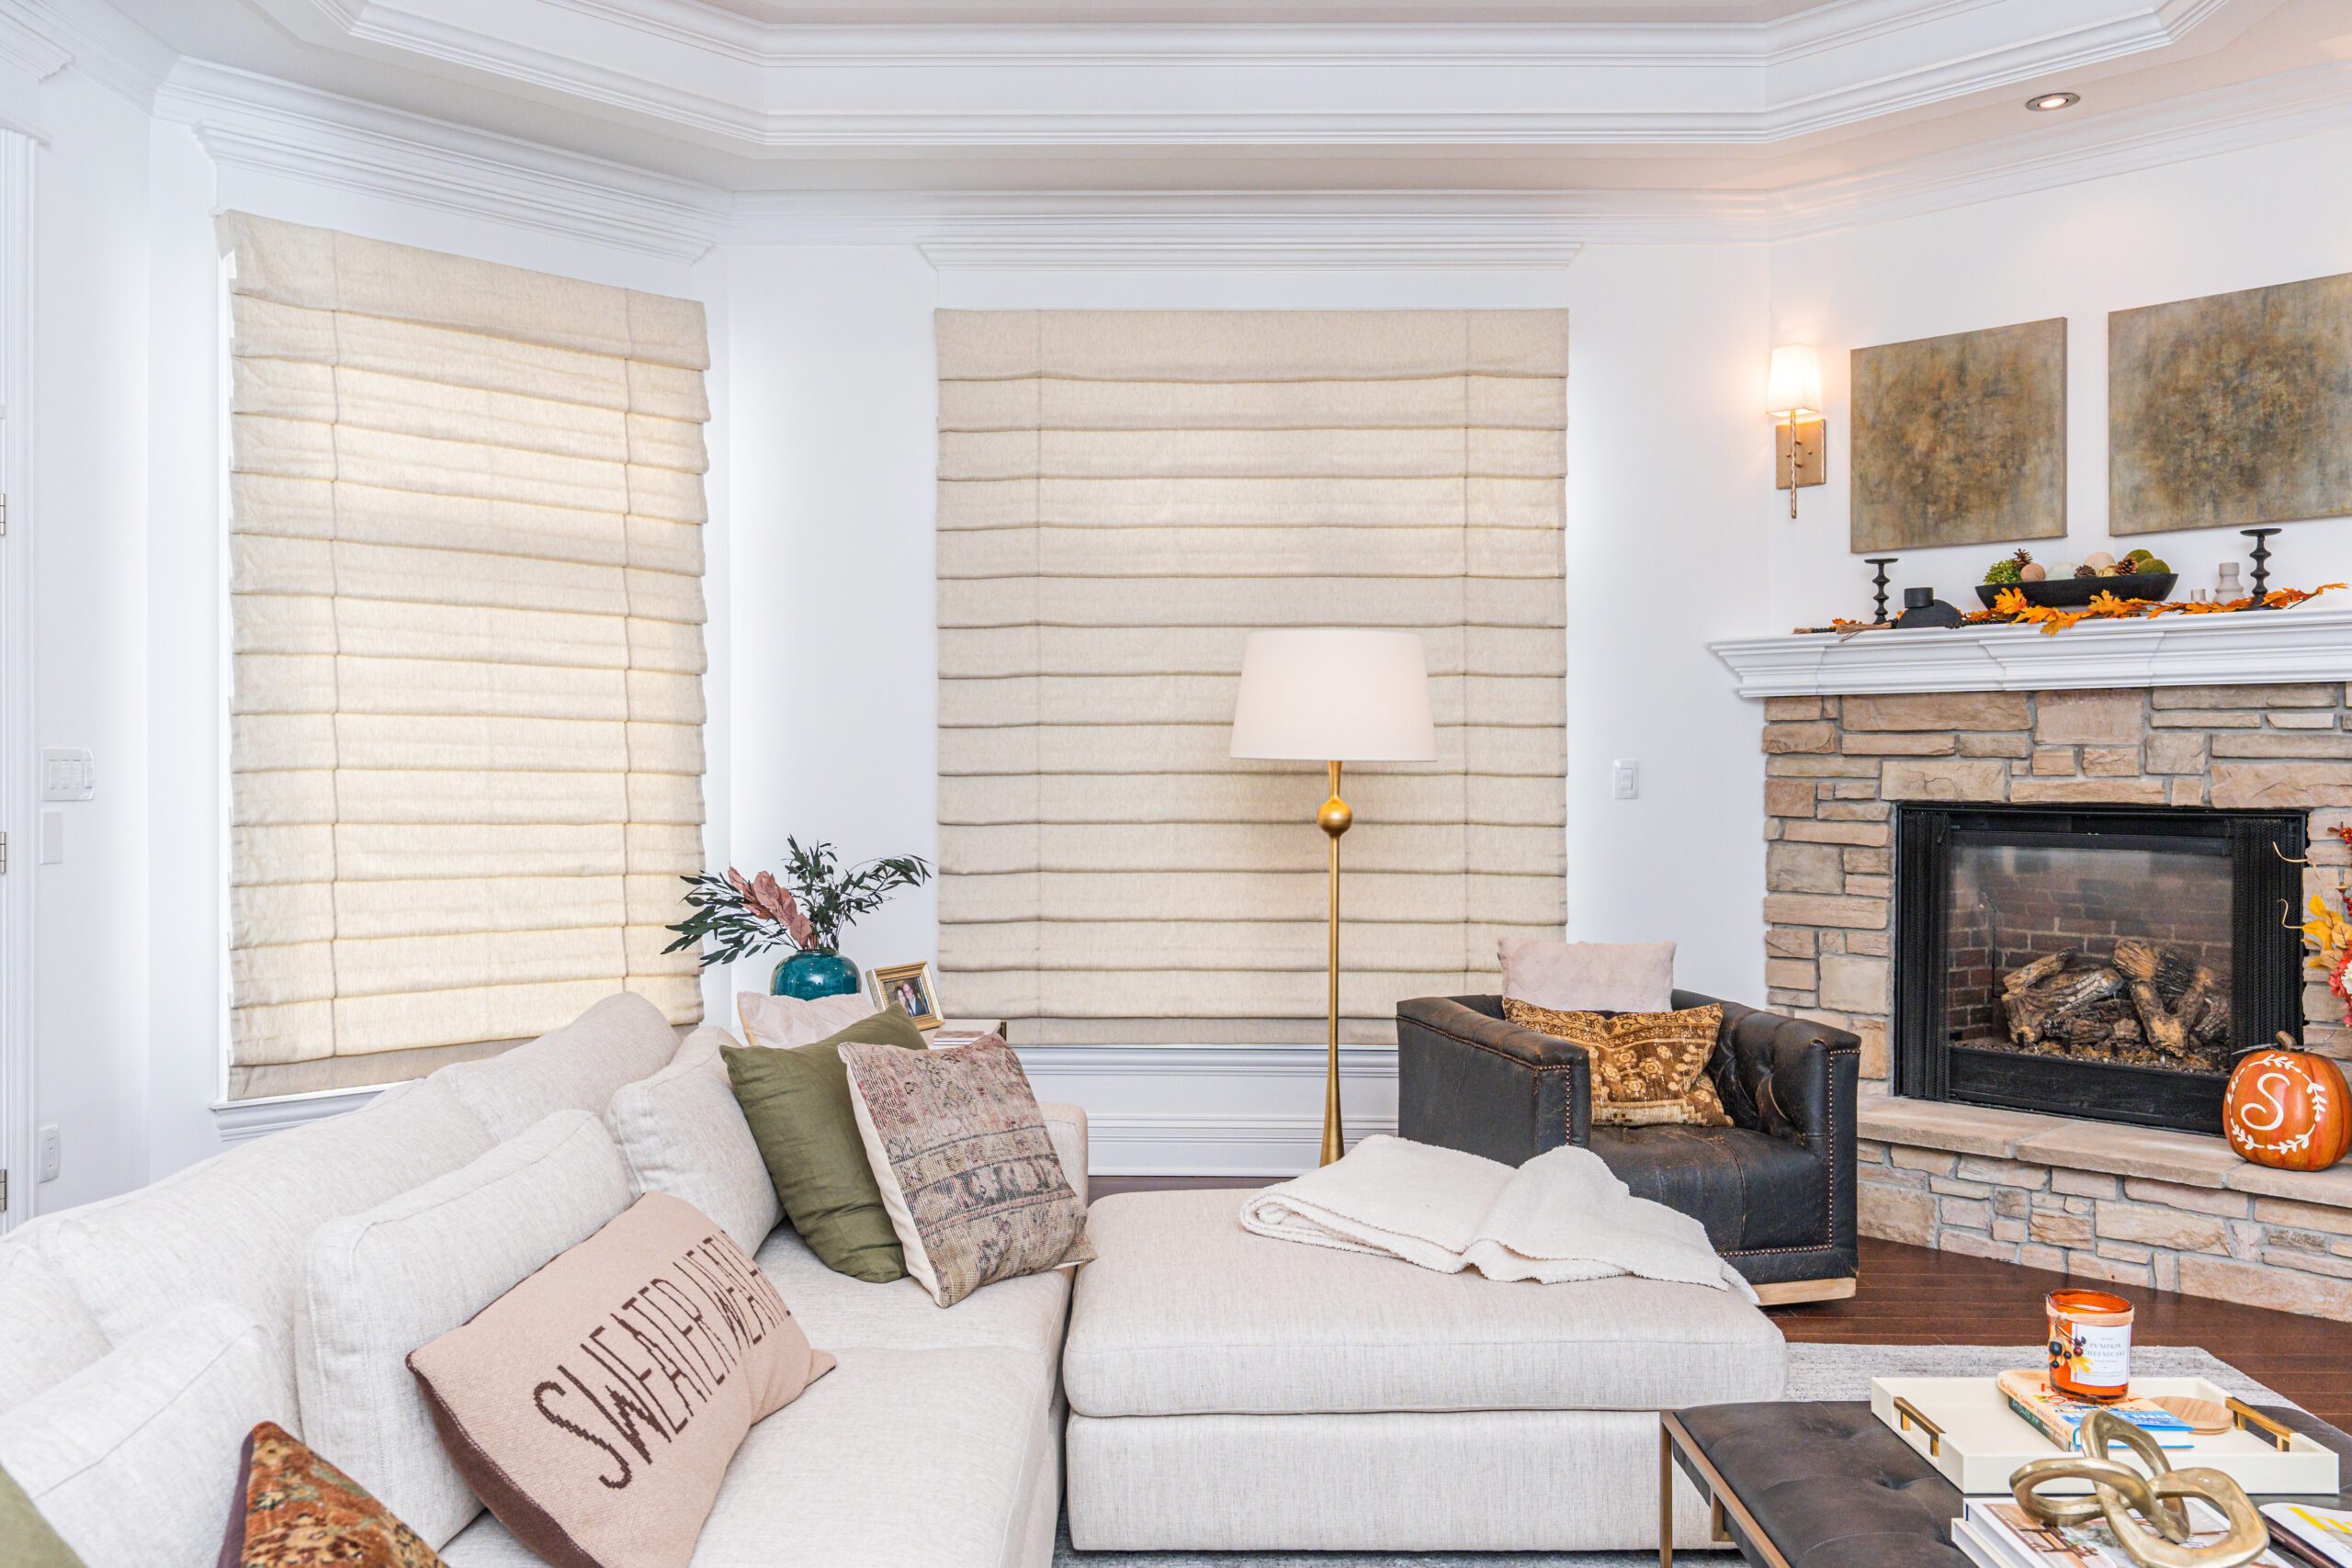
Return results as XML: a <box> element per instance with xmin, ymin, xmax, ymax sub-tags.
<box><xmin>1870</xmin><ymin>1376</ymin><xmax>2342</xmax><ymax>1497</ymax></box>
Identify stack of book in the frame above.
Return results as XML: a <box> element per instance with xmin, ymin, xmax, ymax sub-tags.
<box><xmin>2265</xmin><ymin>1504</ymin><xmax>2352</xmax><ymax>1568</ymax></box>
<box><xmin>1952</xmin><ymin>1495</ymin><xmax>2300</xmax><ymax>1568</ymax></box>
<box><xmin>1995</xmin><ymin>1369</ymin><xmax>2199</xmax><ymax>1450</ymax></box>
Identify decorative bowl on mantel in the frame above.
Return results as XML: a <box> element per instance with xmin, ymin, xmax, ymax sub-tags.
<box><xmin>1974</xmin><ymin>571</ymin><xmax>2177</xmax><ymax>610</ymax></box>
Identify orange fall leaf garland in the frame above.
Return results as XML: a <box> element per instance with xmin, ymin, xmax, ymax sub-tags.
<box><xmin>1936</xmin><ymin>582</ymin><xmax>2348</xmax><ymax>636</ymax></box>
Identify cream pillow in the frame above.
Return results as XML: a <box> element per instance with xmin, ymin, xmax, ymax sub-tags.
<box><xmin>296</xmin><ymin>1111</ymin><xmax>632</xmax><ymax>1548</ymax></box>
<box><xmin>0</xmin><ymin>1300</ymin><xmax>287</xmax><ymax>1568</ymax></box>
<box><xmin>605</xmin><ymin>1025</ymin><xmax>781</xmax><ymax>1252</ymax></box>
<box><xmin>1498</xmin><ymin>938</ymin><xmax>1675</xmax><ymax>1014</ymax></box>
<box><xmin>737</xmin><ymin>989</ymin><xmax>877</xmax><ymax>1049</ymax></box>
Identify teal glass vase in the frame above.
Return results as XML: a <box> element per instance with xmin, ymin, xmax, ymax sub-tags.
<box><xmin>772</xmin><ymin>949</ymin><xmax>860</xmax><ymax>1000</ymax></box>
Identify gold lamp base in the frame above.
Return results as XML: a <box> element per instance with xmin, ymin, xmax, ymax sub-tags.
<box><xmin>1317</xmin><ymin>760</ymin><xmax>1352</xmax><ymax>1166</ymax></box>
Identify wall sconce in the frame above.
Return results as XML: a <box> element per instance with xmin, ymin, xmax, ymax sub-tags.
<box><xmin>1767</xmin><ymin>344</ymin><xmax>1826</xmax><ymax>519</ymax></box>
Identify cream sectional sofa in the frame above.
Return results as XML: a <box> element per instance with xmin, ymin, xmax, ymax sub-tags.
<box><xmin>0</xmin><ymin>994</ymin><xmax>1087</xmax><ymax>1568</ymax></box>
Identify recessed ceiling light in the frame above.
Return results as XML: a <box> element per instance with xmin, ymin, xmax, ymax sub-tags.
<box><xmin>2027</xmin><ymin>92</ymin><xmax>2081</xmax><ymax>112</ymax></box>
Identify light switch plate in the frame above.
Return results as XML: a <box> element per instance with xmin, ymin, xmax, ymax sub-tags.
<box><xmin>1611</xmin><ymin>759</ymin><xmax>1640</xmax><ymax>800</ymax></box>
<box><xmin>37</xmin><ymin>1124</ymin><xmax>59</xmax><ymax>1183</ymax></box>
<box><xmin>40</xmin><ymin>748</ymin><xmax>95</xmax><ymax>802</ymax></box>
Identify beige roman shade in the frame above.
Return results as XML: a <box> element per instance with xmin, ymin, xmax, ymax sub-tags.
<box><xmin>936</xmin><ymin>310</ymin><xmax>1567</xmax><ymax>1046</ymax></box>
<box><xmin>224</xmin><ymin>212</ymin><xmax>709</xmax><ymax>1100</ymax></box>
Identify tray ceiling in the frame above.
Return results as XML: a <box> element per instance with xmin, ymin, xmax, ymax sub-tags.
<box><xmin>88</xmin><ymin>0</ymin><xmax>2352</xmax><ymax>194</ymax></box>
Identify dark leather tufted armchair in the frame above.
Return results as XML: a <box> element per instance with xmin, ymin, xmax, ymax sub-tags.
<box><xmin>1395</xmin><ymin>989</ymin><xmax>1859</xmax><ymax>1303</ymax></box>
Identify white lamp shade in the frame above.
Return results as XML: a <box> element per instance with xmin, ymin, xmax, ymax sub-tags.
<box><xmin>1229</xmin><ymin>629</ymin><xmax>1438</xmax><ymax>762</ymax></box>
<box><xmin>1766</xmin><ymin>344</ymin><xmax>1824</xmax><ymax>417</ymax></box>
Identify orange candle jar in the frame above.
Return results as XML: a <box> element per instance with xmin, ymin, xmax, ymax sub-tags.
<box><xmin>2046</xmin><ymin>1289</ymin><xmax>2134</xmax><ymax>1402</ymax></box>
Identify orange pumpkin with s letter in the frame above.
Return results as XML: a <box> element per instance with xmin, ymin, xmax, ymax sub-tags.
<box><xmin>2224</xmin><ymin>1034</ymin><xmax>2351</xmax><ymax>1172</ymax></box>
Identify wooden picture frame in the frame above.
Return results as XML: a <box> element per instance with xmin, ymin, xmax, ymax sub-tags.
<box><xmin>868</xmin><ymin>961</ymin><xmax>944</xmax><ymax>1029</ymax></box>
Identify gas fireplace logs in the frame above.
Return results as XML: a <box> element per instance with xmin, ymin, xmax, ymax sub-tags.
<box><xmin>1997</xmin><ymin>940</ymin><xmax>2231</xmax><ymax>1070</ymax></box>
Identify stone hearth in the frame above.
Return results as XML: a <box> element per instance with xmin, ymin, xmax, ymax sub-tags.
<box><xmin>1858</xmin><ymin>1089</ymin><xmax>2352</xmax><ymax>1321</ymax></box>
<box><xmin>1750</xmin><ymin>680</ymin><xmax>2352</xmax><ymax>1318</ymax></box>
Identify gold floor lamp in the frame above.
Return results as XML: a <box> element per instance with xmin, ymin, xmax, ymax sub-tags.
<box><xmin>1229</xmin><ymin>629</ymin><xmax>1437</xmax><ymax>1166</ymax></box>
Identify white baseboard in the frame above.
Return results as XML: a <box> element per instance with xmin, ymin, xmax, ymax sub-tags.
<box><xmin>1084</xmin><ymin>1111</ymin><xmax>1400</xmax><ymax>1177</ymax></box>
<box><xmin>209</xmin><ymin>1041</ymin><xmax>1405</xmax><ymax>1178</ymax></box>
<box><xmin>1014</xmin><ymin>1042</ymin><xmax>1399</xmax><ymax>1177</ymax></box>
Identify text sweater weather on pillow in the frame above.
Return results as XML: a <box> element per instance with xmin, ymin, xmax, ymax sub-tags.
<box><xmin>406</xmin><ymin>1194</ymin><xmax>831</xmax><ymax>1568</ymax></box>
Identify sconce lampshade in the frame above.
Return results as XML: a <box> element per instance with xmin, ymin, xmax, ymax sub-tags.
<box><xmin>1230</xmin><ymin>629</ymin><xmax>1437</xmax><ymax>763</ymax></box>
<box><xmin>1766</xmin><ymin>344</ymin><xmax>1824</xmax><ymax>418</ymax></box>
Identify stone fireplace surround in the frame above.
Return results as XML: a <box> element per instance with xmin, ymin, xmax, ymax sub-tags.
<box><xmin>1713</xmin><ymin>615</ymin><xmax>2352</xmax><ymax>1321</ymax></box>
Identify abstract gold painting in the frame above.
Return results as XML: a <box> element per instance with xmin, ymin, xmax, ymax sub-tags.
<box><xmin>2110</xmin><ymin>272</ymin><xmax>2352</xmax><ymax>536</ymax></box>
<box><xmin>1850</xmin><ymin>317</ymin><xmax>2067</xmax><ymax>553</ymax></box>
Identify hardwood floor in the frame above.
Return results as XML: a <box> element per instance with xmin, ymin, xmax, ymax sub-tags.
<box><xmin>1091</xmin><ymin>1178</ymin><xmax>2350</xmax><ymax>1427</ymax></box>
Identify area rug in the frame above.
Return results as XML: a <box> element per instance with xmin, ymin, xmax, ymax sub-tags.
<box><xmin>1052</xmin><ymin>1341</ymin><xmax>2287</xmax><ymax>1568</ymax></box>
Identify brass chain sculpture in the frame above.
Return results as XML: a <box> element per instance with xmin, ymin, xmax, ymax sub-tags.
<box><xmin>2011</xmin><ymin>1409</ymin><xmax>2271</xmax><ymax>1568</ymax></box>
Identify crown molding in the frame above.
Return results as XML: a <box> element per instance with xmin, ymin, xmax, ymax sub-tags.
<box><xmin>154</xmin><ymin>62</ymin><xmax>729</xmax><ymax>263</ymax></box>
<box><xmin>241</xmin><ymin>0</ymin><xmax>2274</xmax><ymax>151</ymax></box>
<box><xmin>1769</xmin><ymin>53</ymin><xmax>2352</xmax><ymax>237</ymax></box>
<box><xmin>729</xmin><ymin>190</ymin><xmax>1702</xmax><ymax>266</ymax></box>
<box><xmin>134</xmin><ymin>31</ymin><xmax>2352</xmax><ymax>264</ymax></box>
<box><xmin>0</xmin><ymin>0</ymin><xmax>173</xmax><ymax>109</ymax></box>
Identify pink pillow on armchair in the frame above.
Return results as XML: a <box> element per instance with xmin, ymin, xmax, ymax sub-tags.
<box><xmin>1498</xmin><ymin>938</ymin><xmax>1675</xmax><ymax>1014</ymax></box>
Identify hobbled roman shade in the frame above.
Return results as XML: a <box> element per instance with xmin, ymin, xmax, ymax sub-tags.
<box><xmin>935</xmin><ymin>310</ymin><xmax>1567</xmax><ymax>1045</ymax></box>
<box><xmin>224</xmin><ymin>212</ymin><xmax>709</xmax><ymax>1100</ymax></box>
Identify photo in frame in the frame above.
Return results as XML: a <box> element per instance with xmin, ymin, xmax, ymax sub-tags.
<box><xmin>869</xmin><ymin>961</ymin><xmax>944</xmax><ymax>1029</ymax></box>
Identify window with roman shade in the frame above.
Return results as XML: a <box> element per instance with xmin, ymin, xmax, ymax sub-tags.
<box><xmin>935</xmin><ymin>310</ymin><xmax>1567</xmax><ymax>1046</ymax></box>
<box><xmin>224</xmin><ymin>212</ymin><xmax>709</xmax><ymax>1100</ymax></box>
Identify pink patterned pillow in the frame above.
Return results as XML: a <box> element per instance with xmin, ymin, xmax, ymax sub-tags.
<box><xmin>840</xmin><ymin>1037</ymin><xmax>1091</xmax><ymax>1307</ymax></box>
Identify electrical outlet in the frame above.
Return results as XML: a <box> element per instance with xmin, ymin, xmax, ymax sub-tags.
<box><xmin>37</xmin><ymin>1124</ymin><xmax>59</xmax><ymax>1183</ymax></box>
<box><xmin>1611</xmin><ymin>759</ymin><xmax>1640</xmax><ymax>800</ymax></box>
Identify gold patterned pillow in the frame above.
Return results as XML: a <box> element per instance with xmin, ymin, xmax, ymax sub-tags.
<box><xmin>1501</xmin><ymin>1000</ymin><xmax>1732</xmax><ymax>1127</ymax></box>
<box><xmin>220</xmin><ymin>1422</ymin><xmax>447</xmax><ymax>1567</ymax></box>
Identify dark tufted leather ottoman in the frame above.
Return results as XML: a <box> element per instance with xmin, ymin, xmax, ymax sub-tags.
<box><xmin>1659</xmin><ymin>1399</ymin><xmax>2352</xmax><ymax>1568</ymax></box>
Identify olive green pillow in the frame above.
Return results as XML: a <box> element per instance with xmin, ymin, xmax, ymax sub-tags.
<box><xmin>0</xmin><ymin>1464</ymin><xmax>84</xmax><ymax>1568</ymax></box>
<box><xmin>723</xmin><ymin>1007</ymin><xmax>930</xmax><ymax>1282</ymax></box>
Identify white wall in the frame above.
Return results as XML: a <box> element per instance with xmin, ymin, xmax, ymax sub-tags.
<box><xmin>1769</xmin><ymin>125</ymin><xmax>2352</xmax><ymax>631</ymax></box>
<box><xmin>1564</xmin><ymin>243</ymin><xmax>1770</xmax><ymax>1005</ymax></box>
<box><xmin>25</xmin><ymin>63</ymin><xmax>154</xmax><ymax>1212</ymax></box>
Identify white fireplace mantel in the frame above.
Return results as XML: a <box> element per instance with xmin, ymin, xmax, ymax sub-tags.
<box><xmin>1710</xmin><ymin>605</ymin><xmax>2352</xmax><ymax>697</ymax></box>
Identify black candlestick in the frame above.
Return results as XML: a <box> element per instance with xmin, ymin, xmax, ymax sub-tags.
<box><xmin>2243</xmin><ymin>527</ymin><xmax>2280</xmax><ymax>603</ymax></box>
<box><xmin>1866</xmin><ymin>558</ymin><xmax>1898</xmax><ymax>624</ymax></box>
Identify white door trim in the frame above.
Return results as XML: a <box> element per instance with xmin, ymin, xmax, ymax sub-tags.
<box><xmin>0</xmin><ymin>128</ymin><xmax>33</xmax><ymax>1231</ymax></box>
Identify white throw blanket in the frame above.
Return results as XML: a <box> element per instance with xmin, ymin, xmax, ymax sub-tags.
<box><xmin>1238</xmin><ymin>1134</ymin><xmax>1757</xmax><ymax>1300</ymax></box>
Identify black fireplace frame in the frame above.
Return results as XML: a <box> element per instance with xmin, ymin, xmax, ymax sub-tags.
<box><xmin>1892</xmin><ymin>803</ymin><xmax>2306</xmax><ymax>1134</ymax></box>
